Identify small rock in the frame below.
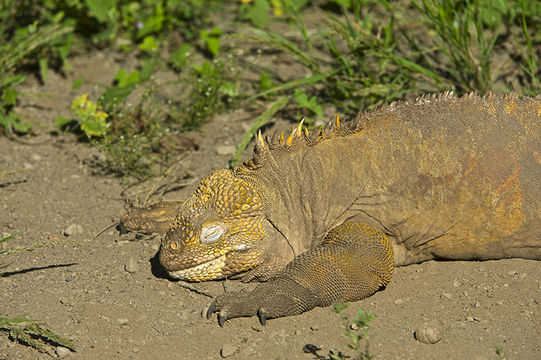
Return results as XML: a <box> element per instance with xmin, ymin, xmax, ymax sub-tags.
<box><xmin>124</xmin><ymin>257</ymin><xmax>137</xmax><ymax>273</ymax></box>
<box><xmin>117</xmin><ymin>318</ymin><xmax>129</xmax><ymax>326</ymax></box>
<box><xmin>31</xmin><ymin>153</ymin><xmax>42</xmax><ymax>161</ymax></box>
<box><xmin>220</xmin><ymin>344</ymin><xmax>237</xmax><ymax>358</ymax></box>
<box><xmin>441</xmin><ymin>292</ymin><xmax>452</xmax><ymax>300</ymax></box>
<box><xmin>216</xmin><ymin>145</ymin><xmax>236</xmax><ymax>156</ymax></box>
<box><xmin>452</xmin><ymin>279</ymin><xmax>461</xmax><ymax>287</ymax></box>
<box><xmin>414</xmin><ymin>322</ymin><xmax>443</xmax><ymax>344</ymax></box>
<box><xmin>64</xmin><ymin>224</ymin><xmax>83</xmax><ymax>237</ymax></box>
<box><xmin>55</xmin><ymin>346</ymin><xmax>71</xmax><ymax>358</ymax></box>
<box><xmin>507</xmin><ymin>270</ymin><xmax>518</xmax><ymax>276</ymax></box>
<box><xmin>23</xmin><ymin>162</ymin><xmax>33</xmax><ymax>169</ymax></box>
<box><xmin>393</xmin><ymin>298</ymin><xmax>404</xmax><ymax>305</ymax></box>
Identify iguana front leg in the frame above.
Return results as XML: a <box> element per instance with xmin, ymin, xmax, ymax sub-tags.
<box><xmin>207</xmin><ymin>222</ymin><xmax>394</xmax><ymax>325</ymax></box>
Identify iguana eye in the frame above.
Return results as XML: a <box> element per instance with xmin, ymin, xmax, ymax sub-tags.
<box><xmin>200</xmin><ymin>224</ymin><xmax>225</xmax><ymax>244</ymax></box>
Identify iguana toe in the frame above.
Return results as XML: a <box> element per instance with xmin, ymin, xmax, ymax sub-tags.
<box><xmin>206</xmin><ymin>302</ymin><xmax>216</xmax><ymax>320</ymax></box>
<box><xmin>257</xmin><ymin>308</ymin><xmax>267</xmax><ymax>326</ymax></box>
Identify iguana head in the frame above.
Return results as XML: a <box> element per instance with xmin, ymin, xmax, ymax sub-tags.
<box><xmin>159</xmin><ymin>169</ymin><xmax>266</xmax><ymax>281</ymax></box>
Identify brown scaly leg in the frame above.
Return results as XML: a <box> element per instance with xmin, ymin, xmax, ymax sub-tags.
<box><xmin>119</xmin><ymin>201</ymin><xmax>181</xmax><ymax>235</ymax></box>
<box><xmin>206</xmin><ymin>222</ymin><xmax>394</xmax><ymax>326</ymax></box>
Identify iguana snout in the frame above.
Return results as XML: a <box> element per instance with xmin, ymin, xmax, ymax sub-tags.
<box><xmin>158</xmin><ymin>169</ymin><xmax>267</xmax><ymax>281</ymax></box>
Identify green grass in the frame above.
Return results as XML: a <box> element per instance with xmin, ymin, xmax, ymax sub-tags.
<box><xmin>242</xmin><ymin>0</ymin><xmax>540</xmax><ymax>116</ymax></box>
<box><xmin>0</xmin><ymin>315</ymin><xmax>76</xmax><ymax>354</ymax></box>
<box><xmin>331</xmin><ymin>303</ymin><xmax>376</xmax><ymax>360</ymax></box>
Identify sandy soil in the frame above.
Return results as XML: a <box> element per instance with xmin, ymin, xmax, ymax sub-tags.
<box><xmin>1</xmin><ymin>17</ymin><xmax>540</xmax><ymax>360</ymax></box>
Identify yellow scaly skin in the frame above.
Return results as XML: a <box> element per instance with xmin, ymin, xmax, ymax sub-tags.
<box><xmin>159</xmin><ymin>169</ymin><xmax>267</xmax><ymax>281</ymax></box>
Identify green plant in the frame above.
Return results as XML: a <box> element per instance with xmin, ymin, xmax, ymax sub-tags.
<box><xmin>0</xmin><ymin>315</ymin><xmax>76</xmax><ymax>354</ymax></box>
<box><xmin>68</xmin><ymin>93</ymin><xmax>110</xmax><ymax>137</ymax></box>
<box><xmin>242</xmin><ymin>0</ymin><xmax>433</xmax><ymax>115</ymax></box>
<box><xmin>238</xmin><ymin>0</ymin><xmax>309</xmax><ymax>27</ymax></box>
<box><xmin>293</xmin><ymin>88</ymin><xmax>323</xmax><ymax>118</ymax></box>
<box><xmin>98</xmin><ymin>92</ymin><xmax>168</xmax><ymax>180</ymax></box>
<box><xmin>0</xmin><ymin>5</ymin><xmax>73</xmax><ymax>134</ymax></box>
<box><xmin>332</xmin><ymin>303</ymin><xmax>375</xmax><ymax>360</ymax></box>
<box><xmin>412</xmin><ymin>0</ymin><xmax>501</xmax><ymax>94</ymax></box>
<box><xmin>494</xmin><ymin>343</ymin><xmax>506</xmax><ymax>360</ymax></box>
<box><xmin>180</xmin><ymin>60</ymin><xmax>239</xmax><ymax>130</ymax></box>
<box><xmin>241</xmin><ymin>0</ymin><xmax>540</xmax><ymax>123</ymax></box>
<box><xmin>199</xmin><ymin>26</ymin><xmax>222</xmax><ymax>58</ymax></box>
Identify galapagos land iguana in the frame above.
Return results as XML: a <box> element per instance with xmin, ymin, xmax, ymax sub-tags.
<box><xmin>120</xmin><ymin>93</ymin><xmax>541</xmax><ymax>326</ymax></box>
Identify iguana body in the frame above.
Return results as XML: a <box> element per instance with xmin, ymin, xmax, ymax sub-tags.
<box><xmin>120</xmin><ymin>93</ymin><xmax>541</xmax><ymax>325</ymax></box>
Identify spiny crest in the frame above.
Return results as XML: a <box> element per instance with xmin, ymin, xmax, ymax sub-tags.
<box><xmin>242</xmin><ymin>91</ymin><xmax>531</xmax><ymax>171</ymax></box>
<box><xmin>244</xmin><ymin>113</ymin><xmax>358</xmax><ymax>170</ymax></box>
<box><xmin>354</xmin><ymin>91</ymin><xmax>496</xmax><ymax>122</ymax></box>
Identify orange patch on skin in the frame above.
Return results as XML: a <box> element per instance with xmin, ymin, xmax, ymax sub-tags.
<box><xmin>534</xmin><ymin>151</ymin><xmax>541</xmax><ymax>165</ymax></box>
<box><xmin>489</xmin><ymin>166</ymin><xmax>526</xmax><ymax>237</ymax></box>
<box><xmin>435</xmin><ymin>157</ymin><xmax>526</xmax><ymax>256</ymax></box>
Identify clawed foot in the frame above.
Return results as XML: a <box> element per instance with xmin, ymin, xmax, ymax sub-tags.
<box><xmin>206</xmin><ymin>300</ymin><xmax>269</xmax><ymax>326</ymax></box>
<box><xmin>204</xmin><ymin>279</ymin><xmax>311</xmax><ymax>326</ymax></box>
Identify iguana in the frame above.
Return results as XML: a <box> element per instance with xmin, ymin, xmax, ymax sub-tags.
<box><xmin>120</xmin><ymin>93</ymin><xmax>541</xmax><ymax>326</ymax></box>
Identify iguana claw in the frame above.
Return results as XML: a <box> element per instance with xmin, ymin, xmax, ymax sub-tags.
<box><xmin>257</xmin><ymin>308</ymin><xmax>267</xmax><ymax>326</ymax></box>
<box><xmin>206</xmin><ymin>301</ymin><xmax>229</xmax><ymax>326</ymax></box>
<box><xmin>218</xmin><ymin>313</ymin><xmax>226</xmax><ymax>327</ymax></box>
<box><xmin>206</xmin><ymin>302</ymin><xmax>216</xmax><ymax>319</ymax></box>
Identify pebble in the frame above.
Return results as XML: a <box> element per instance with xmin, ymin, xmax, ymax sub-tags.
<box><xmin>23</xmin><ymin>162</ymin><xmax>33</xmax><ymax>169</ymax></box>
<box><xmin>31</xmin><ymin>153</ymin><xmax>42</xmax><ymax>161</ymax></box>
<box><xmin>124</xmin><ymin>257</ymin><xmax>137</xmax><ymax>273</ymax></box>
<box><xmin>220</xmin><ymin>344</ymin><xmax>237</xmax><ymax>358</ymax></box>
<box><xmin>393</xmin><ymin>298</ymin><xmax>404</xmax><ymax>305</ymax></box>
<box><xmin>216</xmin><ymin>145</ymin><xmax>236</xmax><ymax>156</ymax></box>
<box><xmin>441</xmin><ymin>292</ymin><xmax>452</xmax><ymax>300</ymax></box>
<box><xmin>64</xmin><ymin>224</ymin><xmax>83</xmax><ymax>237</ymax></box>
<box><xmin>414</xmin><ymin>321</ymin><xmax>443</xmax><ymax>344</ymax></box>
<box><xmin>55</xmin><ymin>346</ymin><xmax>71</xmax><ymax>358</ymax></box>
<box><xmin>117</xmin><ymin>318</ymin><xmax>129</xmax><ymax>326</ymax></box>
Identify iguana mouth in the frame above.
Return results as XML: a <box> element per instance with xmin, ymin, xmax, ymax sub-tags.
<box><xmin>167</xmin><ymin>254</ymin><xmax>227</xmax><ymax>281</ymax></box>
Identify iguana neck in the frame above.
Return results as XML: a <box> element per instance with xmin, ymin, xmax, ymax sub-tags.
<box><xmin>235</xmin><ymin>133</ymin><xmax>388</xmax><ymax>258</ymax></box>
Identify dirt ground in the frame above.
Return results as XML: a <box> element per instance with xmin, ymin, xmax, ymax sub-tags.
<box><xmin>1</xmin><ymin>24</ymin><xmax>541</xmax><ymax>360</ymax></box>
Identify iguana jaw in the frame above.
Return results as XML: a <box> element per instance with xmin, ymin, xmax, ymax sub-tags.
<box><xmin>162</xmin><ymin>243</ymin><xmax>259</xmax><ymax>281</ymax></box>
<box><xmin>166</xmin><ymin>254</ymin><xmax>227</xmax><ymax>281</ymax></box>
